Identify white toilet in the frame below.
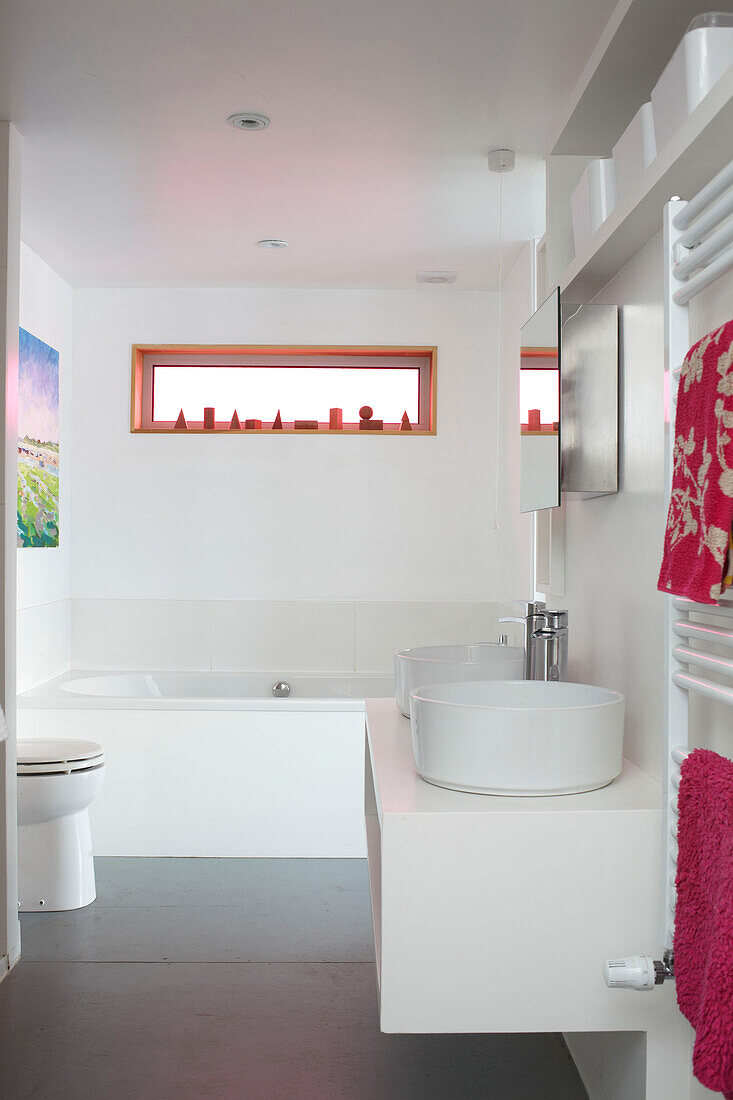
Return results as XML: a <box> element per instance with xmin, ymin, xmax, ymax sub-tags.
<box><xmin>17</xmin><ymin>738</ymin><xmax>106</xmax><ymax>912</ymax></box>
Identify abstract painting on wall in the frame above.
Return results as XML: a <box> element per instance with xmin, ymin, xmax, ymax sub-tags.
<box><xmin>17</xmin><ymin>328</ymin><xmax>60</xmax><ymax>547</ymax></box>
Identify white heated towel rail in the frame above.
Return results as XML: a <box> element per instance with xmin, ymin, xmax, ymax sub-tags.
<box><xmin>663</xmin><ymin>158</ymin><xmax>733</xmax><ymax>956</ymax></box>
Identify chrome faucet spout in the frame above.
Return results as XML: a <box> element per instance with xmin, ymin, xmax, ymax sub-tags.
<box><xmin>499</xmin><ymin>601</ymin><xmax>568</xmax><ymax>681</ymax></box>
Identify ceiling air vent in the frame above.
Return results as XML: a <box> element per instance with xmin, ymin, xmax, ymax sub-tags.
<box><xmin>417</xmin><ymin>271</ymin><xmax>457</xmax><ymax>284</ymax></box>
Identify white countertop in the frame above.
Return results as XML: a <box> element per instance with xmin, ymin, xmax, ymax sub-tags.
<box><xmin>366</xmin><ymin>697</ymin><xmax>661</xmax><ymax>820</ymax></box>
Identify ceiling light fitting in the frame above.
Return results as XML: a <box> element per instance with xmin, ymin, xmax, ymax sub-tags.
<box><xmin>258</xmin><ymin>239</ymin><xmax>289</xmax><ymax>249</ymax></box>
<box><xmin>487</xmin><ymin>149</ymin><xmax>515</xmax><ymax>174</ymax></box>
<box><xmin>228</xmin><ymin>112</ymin><xmax>270</xmax><ymax>131</ymax></box>
<box><xmin>416</xmin><ymin>270</ymin><xmax>457</xmax><ymax>284</ymax></box>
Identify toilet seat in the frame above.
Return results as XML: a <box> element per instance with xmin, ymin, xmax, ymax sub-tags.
<box><xmin>17</xmin><ymin>738</ymin><xmax>105</xmax><ymax>776</ymax></box>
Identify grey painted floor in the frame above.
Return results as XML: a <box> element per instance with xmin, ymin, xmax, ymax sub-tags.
<box><xmin>0</xmin><ymin>858</ymin><xmax>587</xmax><ymax>1099</ymax></box>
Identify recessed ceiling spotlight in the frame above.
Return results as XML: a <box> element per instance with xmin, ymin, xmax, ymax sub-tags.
<box><xmin>228</xmin><ymin>112</ymin><xmax>270</xmax><ymax>131</ymax></box>
<box><xmin>417</xmin><ymin>270</ymin><xmax>457</xmax><ymax>284</ymax></box>
<box><xmin>258</xmin><ymin>238</ymin><xmax>289</xmax><ymax>249</ymax></box>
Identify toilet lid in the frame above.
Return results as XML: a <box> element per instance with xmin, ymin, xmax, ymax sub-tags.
<box><xmin>17</xmin><ymin>738</ymin><xmax>105</xmax><ymax>774</ymax></box>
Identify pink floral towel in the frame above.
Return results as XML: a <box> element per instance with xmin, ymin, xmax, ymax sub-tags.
<box><xmin>675</xmin><ymin>749</ymin><xmax>733</xmax><ymax>1098</ymax></box>
<box><xmin>658</xmin><ymin>319</ymin><xmax>733</xmax><ymax>604</ymax></box>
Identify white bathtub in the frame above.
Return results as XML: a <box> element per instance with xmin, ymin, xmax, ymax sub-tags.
<box><xmin>18</xmin><ymin>670</ymin><xmax>393</xmax><ymax>858</ymax></box>
<box><xmin>22</xmin><ymin>670</ymin><xmax>391</xmax><ymax>709</ymax></box>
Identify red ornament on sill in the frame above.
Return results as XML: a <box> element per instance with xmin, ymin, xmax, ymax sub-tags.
<box><xmin>294</xmin><ymin>420</ymin><xmax>318</xmax><ymax>430</ymax></box>
<box><xmin>174</xmin><ymin>409</ymin><xmax>187</xmax><ymax>430</ymax></box>
<box><xmin>229</xmin><ymin>411</ymin><xmax>241</xmax><ymax>430</ymax></box>
<box><xmin>203</xmin><ymin>407</ymin><xmax>215</xmax><ymax>430</ymax></box>
<box><xmin>400</xmin><ymin>411</ymin><xmax>412</xmax><ymax>432</ymax></box>
<box><xmin>329</xmin><ymin>408</ymin><xmax>343</xmax><ymax>430</ymax></box>
<box><xmin>272</xmin><ymin>410</ymin><xmax>283</xmax><ymax>430</ymax></box>
<box><xmin>245</xmin><ymin>419</ymin><xmax>263</xmax><ymax>430</ymax></box>
<box><xmin>527</xmin><ymin>408</ymin><xmax>541</xmax><ymax>431</ymax></box>
<box><xmin>359</xmin><ymin>405</ymin><xmax>383</xmax><ymax>430</ymax></box>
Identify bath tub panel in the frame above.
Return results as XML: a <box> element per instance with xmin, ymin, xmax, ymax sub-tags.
<box><xmin>17</xmin><ymin>707</ymin><xmax>369</xmax><ymax>858</ymax></box>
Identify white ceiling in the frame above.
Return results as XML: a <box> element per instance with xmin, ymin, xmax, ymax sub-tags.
<box><xmin>0</xmin><ymin>0</ymin><xmax>615</xmax><ymax>289</ymax></box>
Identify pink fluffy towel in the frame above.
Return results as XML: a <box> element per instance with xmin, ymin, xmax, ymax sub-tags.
<box><xmin>675</xmin><ymin>748</ymin><xmax>733</xmax><ymax>1097</ymax></box>
<box><xmin>658</xmin><ymin>319</ymin><xmax>733</xmax><ymax>604</ymax></box>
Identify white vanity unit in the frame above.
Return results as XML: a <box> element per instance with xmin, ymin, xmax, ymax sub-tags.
<box><xmin>364</xmin><ymin>699</ymin><xmax>697</xmax><ymax>1096</ymax></box>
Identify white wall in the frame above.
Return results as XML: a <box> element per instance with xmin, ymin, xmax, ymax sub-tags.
<box><xmin>552</xmin><ymin>228</ymin><xmax>730</xmax><ymax>1100</ymax></box>
<box><xmin>545</xmin><ymin>226</ymin><xmax>730</xmax><ymax>789</ymax></box>
<box><xmin>69</xmin><ymin>287</ymin><xmax>509</xmax><ymax>671</ymax></box>
<box><xmin>17</xmin><ymin>243</ymin><xmax>72</xmax><ymax>691</ymax></box>
<box><xmin>72</xmin><ymin>288</ymin><xmax>497</xmax><ymax>601</ymax></box>
<box><xmin>558</xmin><ymin>251</ymin><xmax>733</xmax><ymax>781</ymax></box>
<box><xmin>560</xmin><ymin>234</ymin><xmax>666</xmax><ymax>781</ymax></box>
<box><xmin>547</xmin><ymin>234</ymin><xmax>721</xmax><ymax>1100</ymax></box>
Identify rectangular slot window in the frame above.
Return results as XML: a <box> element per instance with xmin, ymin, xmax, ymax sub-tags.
<box><xmin>131</xmin><ymin>346</ymin><xmax>436</xmax><ymax>434</ymax></box>
<box><xmin>153</xmin><ymin>365</ymin><xmax>420</xmax><ymax>425</ymax></box>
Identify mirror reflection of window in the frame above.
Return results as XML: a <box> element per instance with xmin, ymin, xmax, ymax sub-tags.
<box><xmin>519</xmin><ymin>289</ymin><xmax>560</xmax><ymax>513</ymax></box>
<box><xmin>520</xmin><ymin>364</ymin><xmax>559</xmax><ymax>429</ymax></box>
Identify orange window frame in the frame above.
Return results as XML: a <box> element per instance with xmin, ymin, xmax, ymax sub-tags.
<box><xmin>130</xmin><ymin>345</ymin><xmax>437</xmax><ymax>434</ymax></box>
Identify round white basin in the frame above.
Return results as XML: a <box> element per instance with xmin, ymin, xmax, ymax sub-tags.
<box><xmin>394</xmin><ymin>644</ymin><xmax>524</xmax><ymax>717</ymax></box>
<box><xmin>409</xmin><ymin>680</ymin><xmax>624</xmax><ymax>796</ymax></box>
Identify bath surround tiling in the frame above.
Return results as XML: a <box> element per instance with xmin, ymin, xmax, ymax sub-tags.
<box><xmin>68</xmin><ymin>598</ymin><xmax>505</xmax><ymax>674</ymax></box>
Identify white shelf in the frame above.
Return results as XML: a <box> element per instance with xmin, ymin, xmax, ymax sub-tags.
<box><xmin>550</xmin><ymin>0</ymin><xmax>731</xmax><ymax>156</ymax></box>
<box><xmin>560</xmin><ymin>66</ymin><xmax>733</xmax><ymax>302</ymax></box>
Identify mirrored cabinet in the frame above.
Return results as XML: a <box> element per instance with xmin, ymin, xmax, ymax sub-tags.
<box><xmin>520</xmin><ymin>288</ymin><xmax>618</xmax><ymax>513</ymax></box>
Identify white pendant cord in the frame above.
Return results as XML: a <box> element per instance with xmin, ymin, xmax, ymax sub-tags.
<box><xmin>493</xmin><ymin>171</ymin><xmax>504</xmax><ymax>530</ymax></box>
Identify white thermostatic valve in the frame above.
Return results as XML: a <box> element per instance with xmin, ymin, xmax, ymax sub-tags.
<box><xmin>604</xmin><ymin>955</ymin><xmax>657</xmax><ymax>991</ymax></box>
